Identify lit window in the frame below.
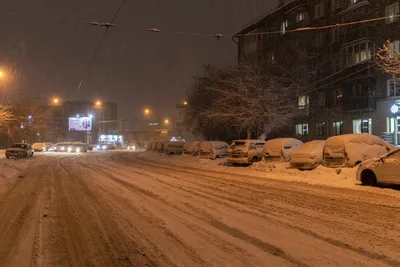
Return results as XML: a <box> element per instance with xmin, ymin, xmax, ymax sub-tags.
<box><xmin>296</xmin><ymin>11</ymin><xmax>307</xmax><ymax>22</ymax></box>
<box><xmin>298</xmin><ymin>95</ymin><xmax>310</xmax><ymax>109</ymax></box>
<box><xmin>334</xmin><ymin>89</ymin><xmax>343</xmax><ymax>105</ymax></box>
<box><xmin>350</xmin><ymin>0</ymin><xmax>359</xmax><ymax>4</ymax></box>
<box><xmin>296</xmin><ymin>123</ymin><xmax>309</xmax><ymax>136</ymax></box>
<box><xmin>281</xmin><ymin>20</ymin><xmax>288</xmax><ymax>35</ymax></box>
<box><xmin>317</xmin><ymin>122</ymin><xmax>325</xmax><ymax>136</ymax></box>
<box><xmin>385</xmin><ymin>2</ymin><xmax>399</xmax><ymax>24</ymax></box>
<box><xmin>387</xmin><ymin>79</ymin><xmax>400</xmax><ymax>97</ymax></box>
<box><xmin>353</xmin><ymin>119</ymin><xmax>372</xmax><ymax>134</ymax></box>
<box><xmin>332</xmin><ymin>121</ymin><xmax>343</xmax><ymax>135</ymax></box>
<box><xmin>386</xmin><ymin>117</ymin><xmax>400</xmax><ymax>133</ymax></box>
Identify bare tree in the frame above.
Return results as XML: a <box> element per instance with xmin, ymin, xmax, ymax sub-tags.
<box><xmin>0</xmin><ymin>105</ymin><xmax>14</xmax><ymax>130</ymax></box>
<box><xmin>377</xmin><ymin>40</ymin><xmax>400</xmax><ymax>79</ymax></box>
<box><xmin>186</xmin><ymin>63</ymin><xmax>302</xmax><ymax>140</ymax></box>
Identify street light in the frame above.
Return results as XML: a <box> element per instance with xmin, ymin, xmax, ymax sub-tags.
<box><xmin>144</xmin><ymin>108</ymin><xmax>150</xmax><ymax>115</ymax></box>
<box><xmin>95</xmin><ymin>100</ymin><xmax>102</xmax><ymax>106</ymax></box>
<box><xmin>164</xmin><ymin>118</ymin><xmax>169</xmax><ymax>125</ymax></box>
<box><xmin>52</xmin><ymin>97</ymin><xmax>60</xmax><ymax>104</ymax></box>
<box><xmin>0</xmin><ymin>71</ymin><xmax>3</xmax><ymax>78</ymax></box>
<box><xmin>183</xmin><ymin>101</ymin><xmax>188</xmax><ymax>105</ymax></box>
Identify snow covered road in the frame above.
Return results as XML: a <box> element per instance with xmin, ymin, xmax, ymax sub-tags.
<box><xmin>0</xmin><ymin>151</ymin><xmax>399</xmax><ymax>267</ymax></box>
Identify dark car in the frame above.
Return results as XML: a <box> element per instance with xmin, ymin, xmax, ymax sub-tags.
<box><xmin>6</xmin><ymin>143</ymin><xmax>34</xmax><ymax>159</ymax></box>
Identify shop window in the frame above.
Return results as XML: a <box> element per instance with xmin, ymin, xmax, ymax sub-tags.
<box><xmin>353</xmin><ymin>119</ymin><xmax>372</xmax><ymax>134</ymax></box>
<box><xmin>332</xmin><ymin>121</ymin><xmax>343</xmax><ymax>135</ymax></box>
<box><xmin>317</xmin><ymin>122</ymin><xmax>325</xmax><ymax>136</ymax></box>
<box><xmin>296</xmin><ymin>123</ymin><xmax>309</xmax><ymax>136</ymax></box>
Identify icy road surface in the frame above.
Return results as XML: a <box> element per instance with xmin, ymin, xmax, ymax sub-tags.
<box><xmin>0</xmin><ymin>151</ymin><xmax>399</xmax><ymax>267</ymax></box>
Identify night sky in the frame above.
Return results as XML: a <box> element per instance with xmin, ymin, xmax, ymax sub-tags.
<box><xmin>1</xmin><ymin>0</ymin><xmax>276</xmax><ymax>128</ymax></box>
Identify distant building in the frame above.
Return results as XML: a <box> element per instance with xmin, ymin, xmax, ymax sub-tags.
<box><xmin>235</xmin><ymin>0</ymin><xmax>400</xmax><ymax>144</ymax></box>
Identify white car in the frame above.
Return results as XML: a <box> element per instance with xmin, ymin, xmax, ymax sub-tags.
<box><xmin>357</xmin><ymin>148</ymin><xmax>400</xmax><ymax>186</ymax></box>
<box><xmin>127</xmin><ymin>143</ymin><xmax>137</xmax><ymax>150</ymax></box>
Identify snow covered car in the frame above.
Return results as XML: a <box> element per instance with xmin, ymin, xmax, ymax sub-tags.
<box><xmin>151</xmin><ymin>141</ymin><xmax>157</xmax><ymax>151</ymax></box>
<box><xmin>199</xmin><ymin>141</ymin><xmax>229</xmax><ymax>159</ymax></box>
<box><xmin>262</xmin><ymin>138</ymin><xmax>303</xmax><ymax>162</ymax></box>
<box><xmin>227</xmin><ymin>140</ymin><xmax>265</xmax><ymax>165</ymax></box>
<box><xmin>323</xmin><ymin>134</ymin><xmax>392</xmax><ymax>168</ymax></box>
<box><xmin>6</xmin><ymin>143</ymin><xmax>34</xmax><ymax>158</ymax></box>
<box><xmin>184</xmin><ymin>141</ymin><xmax>201</xmax><ymax>156</ymax></box>
<box><xmin>32</xmin><ymin>142</ymin><xmax>47</xmax><ymax>152</ymax></box>
<box><xmin>356</xmin><ymin>148</ymin><xmax>400</xmax><ymax>186</ymax></box>
<box><xmin>156</xmin><ymin>141</ymin><xmax>165</xmax><ymax>153</ymax></box>
<box><xmin>164</xmin><ymin>141</ymin><xmax>185</xmax><ymax>155</ymax></box>
<box><xmin>290</xmin><ymin>140</ymin><xmax>325</xmax><ymax>170</ymax></box>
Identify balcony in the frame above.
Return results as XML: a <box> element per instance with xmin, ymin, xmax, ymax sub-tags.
<box><xmin>343</xmin><ymin>96</ymin><xmax>376</xmax><ymax>112</ymax></box>
<box><xmin>339</xmin><ymin>0</ymin><xmax>371</xmax><ymax>16</ymax></box>
<box><xmin>340</xmin><ymin>26</ymin><xmax>376</xmax><ymax>46</ymax></box>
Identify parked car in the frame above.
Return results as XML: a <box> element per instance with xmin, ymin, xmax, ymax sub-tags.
<box><xmin>227</xmin><ymin>140</ymin><xmax>265</xmax><ymax>165</ymax></box>
<box><xmin>164</xmin><ymin>141</ymin><xmax>185</xmax><ymax>155</ymax></box>
<box><xmin>199</xmin><ymin>141</ymin><xmax>229</xmax><ymax>159</ymax></box>
<box><xmin>6</xmin><ymin>143</ymin><xmax>34</xmax><ymax>158</ymax></box>
<box><xmin>156</xmin><ymin>141</ymin><xmax>165</xmax><ymax>153</ymax></box>
<box><xmin>356</xmin><ymin>148</ymin><xmax>400</xmax><ymax>186</ymax></box>
<box><xmin>262</xmin><ymin>138</ymin><xmax>303</xmax><ymax>162</ymax></box>
<box><xmin>127</xmin><ymin>143</ymin><xmax>137</xmax><ymax>150</ymax></box>
<box><xmin>151</xmin><ymin>141</ymin><xmax>157</xmax><ymax>151</ymax></box>
<box><xmin>323</xmin><ymin>134</ymin><xmax>393</xmax><ymax>168</ymax></box>
<box><xmin>184</xmin><ymin>141</ymin><xmax>201</xmax><ymax>156</ymax></box>
<box><xmin>290</xmin><ymin>140</ymin><xmax>326</xmax><ymax>170</ymax></box>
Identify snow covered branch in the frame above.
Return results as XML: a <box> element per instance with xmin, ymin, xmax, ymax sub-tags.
<box><xmin>377</xmin><ymin>40</ymin><xmax>400</xmax><ymax>79</ymax></box>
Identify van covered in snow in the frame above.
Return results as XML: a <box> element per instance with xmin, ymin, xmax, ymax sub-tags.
<box><xmin>290</xmin><ymin>140</ymin><xmax>325</xmax><ymax>170</ymax></box>
<box><xmin>184</xmin><ymin>141</ymin><xmax>201</xmax><ymax>156</ymax></box>
<box><xmin>323</xmin><ymin>134</ymin><xmax>393</xmax><ymax>168</ymax></box>
<box><xmin>199</xmin><ymin>141</ymin><xmax>229</xmax><ymax>159</ymax></box>
<box><xmin>164</xmin><ymin>141</ymin><xmax>185</xmax><ymax>155</ymax></box>
<box><xmin>262</xmin><ymin>138</ymin><xmax>303</xmax><ymax>162</ymax></box>
<box><xmin>227</xmin><ymin>140</ymin><xmax>265</xmax><ymax>165</ymax></box>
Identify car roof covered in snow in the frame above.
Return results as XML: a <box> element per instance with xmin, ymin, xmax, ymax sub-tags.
<box><xmin>200</xmin><ymin>141</ymin><xmax>229</xmax><ymax>150</ymax></box>
<box><xmin>232</xmin><ymin>140</ymin><xmax>265</xmax><ymax>143</ymax></box>
<box><xmin>325</xmin><ymin>134</ymin><xmax>388</xmax><ymax>146</ymax></box>
<box><xmin>292</xmin><ymin>140</ymin><xmax>325</xmax><ymax>155</ymax></box>
<box><xmin>264</xmin><ymin>138</ymin><xmax>303</xmax><ymax>148</ymax></box>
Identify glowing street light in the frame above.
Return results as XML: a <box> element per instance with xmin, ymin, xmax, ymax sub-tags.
<box><xmin>95</xmin><ymin>100</ymin><xmax>102</xmax><ymax>106</ymax></box>
<box><xmin>183</xmin><ymin>101</ymin><xmax>188</xmax><ymax>105</ymax></box>
<box><xmin>0</xmin><ymin>71</ymin><xmax>3</xmax><ymax>78</ymax></box>
<box><xmin>164</xmin><ymin>118</ymin><xmax>169</xmax><ymax>125</ymax></box>
<box><xmin>52</xmin><ymin>97</ymin><xmax>60</xmax><ymax>104</ymax></box>
<box><xmin>144</xmin><ymin>108</ymin><xmax>150</xmax><ymax>115</ymax></box>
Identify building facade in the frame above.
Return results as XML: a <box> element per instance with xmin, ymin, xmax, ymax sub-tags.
<box><xmin>236</xmin><ymin>0</ymin><xmax>400</xmax><ymax>144</ymax></box>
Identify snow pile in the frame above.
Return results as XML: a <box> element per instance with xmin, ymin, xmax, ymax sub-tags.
<box><xmin>263</xmin><ymin>138</ymin><xmax>303</xmax><ymax>161</ymax></box>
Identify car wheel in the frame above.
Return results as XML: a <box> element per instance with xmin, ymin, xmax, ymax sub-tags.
<box><xmin>355</xmin><ymin>161</ymin><xmax>362</xmax><ymax>166</ymax></box>
<box><xmin>252</xmin><ymin>157</ymin><xmax>258</xmax><ymax>163</ymax></box>
<box><xmin>6</xmin><ymin>156</ymin><xmax>9</xmax><ymax>159</ymax></box>
<box><xmin>361</xmin><ymin>169</ymin><xmax>377</xmax><ymax>186</ymax></box>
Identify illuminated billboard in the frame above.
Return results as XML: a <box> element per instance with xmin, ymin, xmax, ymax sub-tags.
<box><xmin>68</xmin><ymin>117</ymin><xmax>92</xmax><ymax>132</ymax></box>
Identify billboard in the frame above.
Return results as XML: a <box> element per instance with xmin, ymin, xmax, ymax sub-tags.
<box><xmin>68</xmin><ymin>117</ymin><xmax>92</xmax><ymax>132</ymax></box>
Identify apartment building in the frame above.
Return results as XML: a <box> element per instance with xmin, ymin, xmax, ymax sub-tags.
<box><xmin>235</xmin><ymin>0</ymin><xmax>400</xmax><ymax>144</ymax></box>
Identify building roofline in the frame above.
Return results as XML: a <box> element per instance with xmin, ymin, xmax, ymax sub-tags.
<box><xmin>234</xmin><ymin>0</ymin><xmax>296</xmax><ymax>36</ymax></box>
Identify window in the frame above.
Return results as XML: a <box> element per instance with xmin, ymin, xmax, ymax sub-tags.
<box><xmin>296</xmin><ymin>11</ymin><xmax>307</xmax><ymax>22</ymax></box>
<box><xmin>331</xmin><ymin>0</ymin><xmax>340</xmax><ymax>11</ymax></box>
<box><xmin>385</xmin><ymin>2</ymin><xmax>399</xmax><ymax>24</ymax></box>
<box><xmin>298</xmin><ymin>95</ymin><xmax>310</xmax><ymax>109</ymax></box>
<box><xmin>281</xmin><ymin>20</ymin><xmax>288</xmax><ymax>35</ymax></box>
<box><xmin>316</xmin><ymin>32</ymin><xmax>324</xmax><ymax>46</ymax></box>
<box><xmin>341</xmin><ymin>41</ymin><xmax>374</xmax><ymax>67</ymax></box>
<box><xmin>317</xmin><ymin>122</ymin><xmax>325</xmax><ymax>136</ymax></box>
<box><xmin>389</xmin><ymin>40</ymin><xmax>400</xmax><ymax>54</ymax></box>
<box><xmin>386</xmin><ymin>117</ymin><xmax>400</xmax><ymax>133</ymax></box>
<box><xmin>296</xmin><ymin>123</ymin><xmax>309</xmax><ymax>136</ymax></box>
<box><xmin>353</xmin><ymin>119</ymin><xmax>372</xmax><ymax>134</ymax></box>
<box><xmin>333</xmin><ymin>88</ymin><xmax>343</xmax><ymax>105</ymax></box>
<box><xmin>350</xmin><ymin>0</ymin><xmax>359</xmax><ymax>4</ymax></box>
<box><xmin>315</xmin><ymin>2</ymin><xmax>324</xmax><ymax>18</ymax></box>
<box><xmin>352</xmin><ymin>84</ymin><xmax>370</xmax><ymax>98</ymax></box>
<box><xmin>387</xmin><ymin>79</ymin><xmax>400</xmax><ymax>97</ymax></box>
<box><xmin>317</xmin><ymin>91</ymin><xmax>326</xmax><ymax>107</ymax></box>
<box><xmin>332</xmin><ymin>121</ymin><xmax>343</xmax><ymax>135</ymax></box>
<box><xmin>330</xmin><ymin>27</ymin><xmax>339</xmax><ymax>43</ymax></box>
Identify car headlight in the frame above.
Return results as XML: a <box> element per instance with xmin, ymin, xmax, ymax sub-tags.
<box><xmin>67</xmin><ymin>147</ymin><xmax>72</xmax><ymax>152</ymax></box>
<box><xmin>102</xmin><ymin>145</ymin><xmax>107</xmax><ymax>150</ymax></box>
<box><xmin>132</xmin><ymin>146</ymin><xmax>136</xmax><ymax>150</ymax></box>
<box><xmin>96</xmin><ymin>145</ymin><xmax>100</xmax><ymax>149</ymax></box>
<box><xmin>76</xmin><ymin>148</ymin><xmax>81</xmax><ymax>153</ymax></box>
<box><xmin>61</xmin><ymin>146</ymin><xmax>65</xmax><ymax>151</ymax></box>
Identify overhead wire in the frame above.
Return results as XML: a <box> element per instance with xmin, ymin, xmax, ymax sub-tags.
<box><xmin>74</xmin><ymin>0</ymin><xmax>127</xmax><ymax>96</ymax></box>
<box><xmin>14</xmin><ymin>0</ymin><xmax>88</xmax><ymax>67</ymax></box>
<box><xmin>3</xmin><ymin>6</ymin><xmax>400</xmax><ymax>39</ymax></box>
